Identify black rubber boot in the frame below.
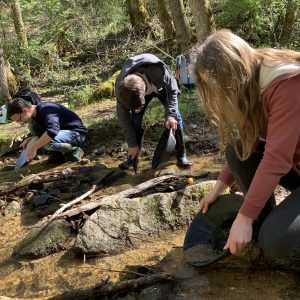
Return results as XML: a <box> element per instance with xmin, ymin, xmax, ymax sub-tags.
<box><xmin>175</xmin><ymin>128</ymin><xmax>192</xmax><ymax>168</ymax></box>
<box><xmin>119</xmin><ymin>129</ymin><xmax>144</xmax><ymax>172</ymax></box>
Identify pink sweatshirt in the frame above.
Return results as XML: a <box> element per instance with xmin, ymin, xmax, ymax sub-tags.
<box><xmin>218</xmin><ymin>71</ymin><xmax>300</xmax><ymax>219</ymax></box>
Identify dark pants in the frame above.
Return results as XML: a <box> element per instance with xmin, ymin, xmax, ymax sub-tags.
<box><xmin>131</xmin><ymin>92</ymin><xmax>183</xmax><ymax>139</ymax></box>
<box><xmin>225</xmin><ymin>142</ymin><xmax>300</xmax><ymax>267</ymax></box>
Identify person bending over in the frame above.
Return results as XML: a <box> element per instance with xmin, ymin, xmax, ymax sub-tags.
<box><xmin>7</xmin><ymin>98</ymin><xmax>87</xmax><ymax>163</ymax></box>
<box><xmin>116</xmin><ymin>53</ymin><xmax>192</xmax><ymax>169</ymax></box>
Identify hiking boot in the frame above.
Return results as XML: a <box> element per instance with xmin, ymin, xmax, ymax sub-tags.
<box><xmin>66</xmin><ymin>147</ymin><xmax>84</xmax><ymax>162</ymax></box>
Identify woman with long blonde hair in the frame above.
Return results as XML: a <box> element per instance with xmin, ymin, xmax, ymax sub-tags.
<box><xmin>194</xmin><ymin>29</ymin><xmax>300</xmax><ymax>267</ymax></box>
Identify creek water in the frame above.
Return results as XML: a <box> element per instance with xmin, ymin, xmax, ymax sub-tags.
<box><xmin>0</xmin><ymin>154</ymin><xmax>299</xmax><ymax>299</ymax></box>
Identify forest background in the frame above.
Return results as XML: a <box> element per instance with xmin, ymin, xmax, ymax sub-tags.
<box><xmin>0</xmin><ymin>0</ymin><xmax>299</xmax><ymax>121</ymax></box>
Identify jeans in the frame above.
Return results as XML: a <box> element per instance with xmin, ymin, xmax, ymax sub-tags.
<box><xmin>225</xmin><ymin>141</ymin><xmax>300</xmax><ymax>268</ymax></box>
<box><xmin>43</xmin><ymin>130</ymin><xmax>85</xmax><ymax>153</ymax></box>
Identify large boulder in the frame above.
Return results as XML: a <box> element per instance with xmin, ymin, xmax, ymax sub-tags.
<box><xmin>74</xmin><ymin>181</ymin><xmax>216</xmax><ymax>255</ymax></box>
<box><xmin>13</xmin><ymin>219</ymin><xmax>71</xmax><ymax>258</ymax></box>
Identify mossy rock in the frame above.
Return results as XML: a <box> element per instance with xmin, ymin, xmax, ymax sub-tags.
<box><xmin>90</xmin><ymin>70</ymin><xmax>120</xmax><ymax>102</ymax></box>
<box><xmin>13</xmin><ymin>219</ymin><xmax>71</xmax><ymax>258</ymax></box>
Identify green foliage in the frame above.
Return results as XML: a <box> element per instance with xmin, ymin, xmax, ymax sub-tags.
<box><xmin>65</xmin><ymin>85</ymin><xmax>95</xmax><ymax>108</ymax></box>
<box><xmin>0</xmin><ymin>131</ymin><xmax>11</xmax><ymax>144</ymax></box>
<box><xmin>143</xmin><ymin>88</ymin><xmax>203</xmax><ymax>127</ymax></box>
<box><xmin>216</xmin><ymin>0</ymin><xmax>286</xmax><ymax>46</ymax></box>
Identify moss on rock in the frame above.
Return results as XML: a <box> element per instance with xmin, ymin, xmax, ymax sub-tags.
<box><xmin>90</xmin><ymin>70</ymin><xmax>120</xmax><ymax>102</ymax></box>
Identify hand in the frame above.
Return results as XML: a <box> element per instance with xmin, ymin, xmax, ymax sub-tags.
<box><xmin>20</xmin><ymin>137</ymin><xmax>32</xmax><ymax>150</ymax></box>
<box><xmin>128</xmin><ymin>146</ymin><xmax>139</xmax><ymax>159</ymax></box>
<box><xmin>26</xmin><ymin>146</ymin><xmax>37</xmax><ymax>161</ymax></box>
<box><xmin>165</xmin><ymin>117</ymin><xmax>178</xmax><ymax>133</ymax></box>
<box><xmin>224</xmin><ymin>213</ymin><xmax>253</xmax><ymax>254</ymax></box>
<box><xmin>200</xmin><ymin>190</ymin><xmax>219</xmax><ymax>213</ymax></box>
<box><xmin>199</xmin><ymin>180</ymin><xmax>228</xmax><ymax>213</ymax></box>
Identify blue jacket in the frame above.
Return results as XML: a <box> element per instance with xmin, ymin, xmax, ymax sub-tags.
<box><xmin>33</xmin><ymin>102</ymin><xmax>87</xmax><ymax>139</ymax></box>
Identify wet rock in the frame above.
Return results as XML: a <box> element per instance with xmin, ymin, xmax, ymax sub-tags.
<box><xmin>13</xmin><ymin>219</ymin><xmax>71</xmax><ymax>258</ymax></box>
<box><xmin>57</xmin><ymin>192</ymin><xmax>74</xmax><ymax>201</ymax></box>
<box><xmin>1</xmin><ymin>164</ymin><xmax>15</xmax><ymax>171</ymax></box>
<box><xmin>4</xmin><ymin>201</ymin><xmax>22</xmax><ymax>214</ymax></box>
<box><xmin>74</xmin><ymin>181</ymin><xmax>216</xmax><ymax>255</ymax></box>
<box><xmin>138</xmin><ymin>283</ymin><xmax>174</xmax><ymax>300</ymax></box>
<box><xmin>32</xmin><ymin>194</ymin><xmax>50</xmax><ymax>207</ymax></box>
<box><xmin>96</xmin><ymin>146</ymin><xmax>106</xmax><ymax>155</ymax></box>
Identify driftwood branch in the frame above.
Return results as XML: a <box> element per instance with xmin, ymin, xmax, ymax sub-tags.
<box><xmin>47</xmin><ymin>185</ymin><xmax>96</xmax><ymax>223</ymax></box>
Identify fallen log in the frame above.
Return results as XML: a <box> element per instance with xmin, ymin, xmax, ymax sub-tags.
<box><xmin>50</xmin><ymin>272</ymin><xmax>175</xmax><ymax>299</ymax></box>
<box><xmin>0</xmin><ymin>172</ymin><xmax>77</xmax><ymax>197</ymax></box>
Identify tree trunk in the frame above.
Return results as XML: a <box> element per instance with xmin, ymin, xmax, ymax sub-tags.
<box><xmin>10</xmin><ymin>0</ymin><xmax>31</xmax><ymax>83</ymax></box>
<box><xmin>126</xmin><ymin>0</ymin><xmax>152</xmax><ymax>35</ymax></box>
<box><xmin>188</xmin><ymin>0</ymin><xmax>215</xmax><ymax>44</ymax></box>
<box><xmin>279</xmin><ymin>0</ymin><xmax>298</xmax><ymax>47</ymax></box>
<box><xmin>154</xmin><ymin>0</ymin><xmax>175</xmax><ymax>41</ymax></box>
<box><xmin>0</xmin><ymin>31</ymin><xmax>10</xmax><ymax>105</ymax></box>
<box><xmin>167</xmin><ymin>0</ymin><xmax>193</xmax><ymax>53</ymax></box>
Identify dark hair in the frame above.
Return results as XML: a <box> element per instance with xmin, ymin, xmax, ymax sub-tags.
<box><xmin>7</xmin><ymin>98</ymin><xmax>32</xmax><ymax>119</ymax></box>
<box><xmin>119</xmin><ymin>74</ymin><xmax>146</xmax><ymax>110</ymax></box>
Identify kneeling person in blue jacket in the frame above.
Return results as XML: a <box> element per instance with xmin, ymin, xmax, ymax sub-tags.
<box><xmin>7</xmin><ymin>98</ymin><xmax>87</xmax><ymax>163</ymax></box>
<box><xmin>116</xmin><ymin>53</ymin><xmax>192</xmax><ymax>169</ymax></box>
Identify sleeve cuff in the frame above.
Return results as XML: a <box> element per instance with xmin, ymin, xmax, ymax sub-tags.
<box><xmin>239</xmin><ymin>201</ymin><xmax>262</xmax><ymax>220</ymax></box>
<box><xmin>46</xmin><ymin>129</ymin><xmax>58</xmax><ymax>139</ymax></box>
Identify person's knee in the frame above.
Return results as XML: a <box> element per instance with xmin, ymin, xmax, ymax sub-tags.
<box><xmin>258</xmin><ymin>217</ymin><xmax>290</xmax><ymax>259</ymax></box>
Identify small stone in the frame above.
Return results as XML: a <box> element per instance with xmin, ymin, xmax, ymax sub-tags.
<box><xmin>98</xmin><ymin>146</ymin><xmax>106</xmax><ymax>154</ymax></box>
<box><xmin>62</xmin><ymin>167</ymin><xmax>74</xmax><ymax>175</ymax></box>
<box><xmin>24</xmin><ymin>192</ymin><xmax>35</xmax><ymax>204</ymax></box>
<box><xmin>80</xmin><ymin>158</ymin><xmax>90</xmax><ymax>165</ymax></box>
<box><xmin>33</xmin><ymin>155</ymin><xmax>43</xmax><ymax>161</ymax></box>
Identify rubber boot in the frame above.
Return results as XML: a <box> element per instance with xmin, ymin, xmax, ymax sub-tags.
<box><xmin>175</xmin><ymin>128</ymin><xmax>192</xmax><ymax>168</ymax></box>
<box><xmin>119</xmin><ymin>129</ymin><xmax>144</xmax><ymax>172</ymax></box>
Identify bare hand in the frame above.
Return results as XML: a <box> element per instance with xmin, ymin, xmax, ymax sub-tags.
<box><xmin>20</xmin><ymin>137</ymin><xmax>32</xmax><ymax>150</ymax></box>
<box><xmin>224</xmin><ymin>213</ymin><xmax>253</xmax><ymax>254</ymax></box>
<box><xmin>199</xmin><ymin>190</ymin><xmax>219</xmax><ymax>213</ymax></box>
<box><xmin>26</xmin><ymin>146</ymin><xmax>37</xmax><ymax>161</ymax></box>
<box><xmin>128</xmin><ymin>146</ymin><xmax>139</xmax><ymax>159</ymax></box>
<box><xmin>165</xmin><ymin>117</ymin><xmax>178</xmax><ymax>133</ymax></box>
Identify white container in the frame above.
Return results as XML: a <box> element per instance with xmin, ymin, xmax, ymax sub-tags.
<box><xmin>0</xmin><ymin>104</ymin><xmax>7</xmax><ymax>124</ymax></box>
